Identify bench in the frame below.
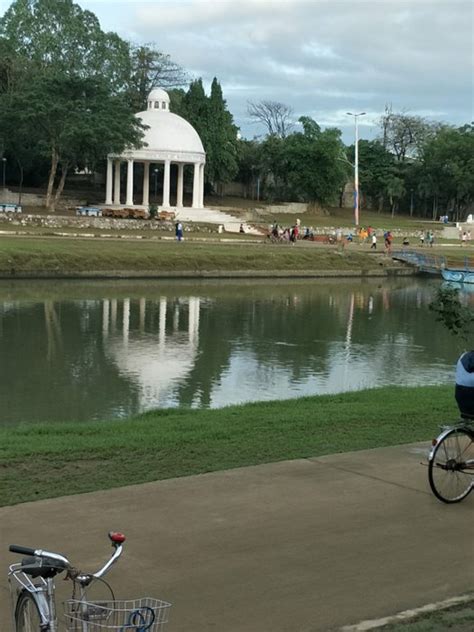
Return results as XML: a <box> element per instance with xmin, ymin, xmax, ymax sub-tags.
<box><xmin>0</xmin><ymin>203</ymin><xmax>22</xmax><ymax>213</ymax></box>
<box><xmin>76</xmin><ymin>206</ymin><xmax>102</xmax><ymax>217</ymax></box>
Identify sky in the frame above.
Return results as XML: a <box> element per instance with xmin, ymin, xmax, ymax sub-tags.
<box><xmin>1</xmin><ymin>0</ymin><xmax>473</xmax><ymax>143</ymax></box>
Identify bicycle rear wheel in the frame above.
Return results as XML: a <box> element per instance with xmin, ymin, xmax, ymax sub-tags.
<box><xmin>429</xmin><ymin>427</ymin><xmax>474</xmax><ymax>503</ymax></box>
<box><xmin>15</xmin><ymin>590</ymin><xmax>43</xmax><ymax>632</ymax></box>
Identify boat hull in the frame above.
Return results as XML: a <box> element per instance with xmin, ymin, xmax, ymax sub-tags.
<box><xmin>441</xmin><ymin>269</ymin><xmax>474</xmax><ymax>284</ymax></box>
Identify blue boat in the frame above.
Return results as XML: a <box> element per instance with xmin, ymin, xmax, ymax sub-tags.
<box><xmin>441</xmin><ymin>268</ymin><xmax>474</xmax><ymax>284</ymax></box>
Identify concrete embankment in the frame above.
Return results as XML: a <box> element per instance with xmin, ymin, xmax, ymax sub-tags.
<box><xmin>0</xmin><ymin>267</ymin><xmax>416</xmax><ymax>280</ymax></box>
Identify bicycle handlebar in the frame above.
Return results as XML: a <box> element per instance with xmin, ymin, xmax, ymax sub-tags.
<box><xmin>9</xmin><ymin>532</ymin><xmax>126</xmax><ymax>580</ymax></box>
<box><xmin>9</xmin><ymin>545</ymin><xmax>36</xmax><ymax>556</ymax></box>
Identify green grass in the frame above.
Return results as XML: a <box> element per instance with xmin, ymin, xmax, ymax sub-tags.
<box><xmin>255</xmin><ymin>206</ymin><xmax>441</xmax><ymax>231</ymax></box>
<box><xmin>0</xmin><ymin>385</ymin><xmax>456</xmax><ymax>507</ymax></box>
<box><xmin>0</xmin><ymin>235</ymin><xmax>393</xmax><ymax>274</ymax></box>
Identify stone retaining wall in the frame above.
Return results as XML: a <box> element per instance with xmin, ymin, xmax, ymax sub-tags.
<box><xmin>0</xmin><ymin>213</ymin><xmax>217</xmax><ymax>233</ymax></box>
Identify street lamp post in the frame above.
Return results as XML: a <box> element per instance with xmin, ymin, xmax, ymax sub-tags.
<box><xmin>346</xmin><ymin>112</ymin><xmax>366</xmax><ymax>227</ymax></box>
<box><xmin>2</xmin><ymin>158</ymin><xmax>6</xmax><ymax>190</ymax></box>
<box><xmin>153</xmin><ymin>168</ymin><xmax>159</xmax><ymax>201</ymax></box>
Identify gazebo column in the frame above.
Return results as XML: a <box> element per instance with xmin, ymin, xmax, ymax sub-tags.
<box><xmin>113</xmin><ymin>160</ymin><xmax>121</xmax><ymax>205</ymax></box>
<box><xmin>199</xmin><ymin>163</ymin><xmax>205</xmax><ymax>208</ymax></box>
<box><xmin>162</xmin><ymin>159</ymin><xmax>171</xmax><ymax>208</ymax></box>
<box><xmin>105</xmin><ymin>157</ymin><xmax>113</xmax><ymax>205</ymax></box>
<box><xmin>125</xmin><ymin>159</ymin><xmax>134</xmax><ymax>206</ymax></box>
<box><xmin>142</xmin><ymin>162</ymin><xmax>150</xmax><ymax>207</ymax></box>
<box><xmin>192</xmin><ymin>162</ymin><xmax>200</xmax><ymax>209</ymax></box>
<box><xmin>177</xmin><ymin>164</ymin><xmax>184</xmax><ymax>207</ymax></box>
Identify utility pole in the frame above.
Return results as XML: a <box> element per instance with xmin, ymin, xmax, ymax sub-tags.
<box><xmin>347</xmin><ymin>112</ymin><xmax>366</xmax><ymax>227</ymax></box>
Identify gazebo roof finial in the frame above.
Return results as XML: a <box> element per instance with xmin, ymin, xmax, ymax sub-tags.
<box><xmin>147</xmin><ymin>88</ymin><xmax>170</xmax><ymax>111</ymax></box>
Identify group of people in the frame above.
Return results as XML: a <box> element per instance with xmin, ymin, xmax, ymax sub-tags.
<box><xmin>357</xmin><ymin>226</ymin><xmax>393</xmax><ymax>253</ymax></box>
<box><xmin>419</xmin><ymin>230</ymin><xmax>435</xmax><ymax>247</ymax></box>
<box><xmin>269</xmin><ymin>220</ymin><xmax>303</xmax><ymax>243</ymax></box>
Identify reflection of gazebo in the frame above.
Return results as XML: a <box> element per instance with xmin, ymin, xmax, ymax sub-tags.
<box><xmin>104</xmin><ymin>88</ymin><xmax>206</xmax><ymax>210</ymax></box>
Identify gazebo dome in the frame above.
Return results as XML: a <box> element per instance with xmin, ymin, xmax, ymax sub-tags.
<box><xmin>105</xmin><ymin>87</ymin><xmax>205</xmax><ymax>210</ymax></box>
<box><xmin>136</xmin><ymin>106</ymin><xmax>205</xmax><ymax>155</ymax></box>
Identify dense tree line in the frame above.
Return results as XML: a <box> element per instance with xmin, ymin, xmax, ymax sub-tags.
<box><xmin>348</xmin><ymin>111</ymin><xmax>474</xmax><ymax>220</ymax></box>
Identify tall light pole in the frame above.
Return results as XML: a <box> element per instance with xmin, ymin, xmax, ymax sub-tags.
<box><xmin>347</xmin><ymin>112</ymin><xmax>366</xmax><ymax>227</ymax></box>
<box><xmin>153</xmin><ymin>168</ymin><xmax>159</xmax><ymax>201</ymax></box>
<box><xmin>2</xmin><ymin>157</ymin><xmax>6</xmax><ymax>190</ymax></box>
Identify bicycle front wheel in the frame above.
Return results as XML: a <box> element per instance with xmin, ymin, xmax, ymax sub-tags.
<box><xmin>15</xmin><ymin>590</ymin><xmax>43</xmax><ymax>632</ymax></box>
<box><xmin>429</xmin><ymin>427</ymin><xmax>474</xmax><ymax>503</ymax></box>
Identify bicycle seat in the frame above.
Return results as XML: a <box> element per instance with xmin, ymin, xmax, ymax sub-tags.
<box><xmin>20</xmin><ymin>556</ymin><xmax>67</xmax><ymax>579</ymax></box>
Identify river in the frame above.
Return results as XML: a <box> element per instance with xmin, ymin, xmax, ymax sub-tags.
<box><xmin>0</xmin><ymin>277</ymin><xmax>465</xmax><ymax>424</ymax></box>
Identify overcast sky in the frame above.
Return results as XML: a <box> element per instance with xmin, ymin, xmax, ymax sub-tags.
<box><xmin>1</xmin><ymin>0</ymin><xmax>473</xmax><ymax>142</ymax></box>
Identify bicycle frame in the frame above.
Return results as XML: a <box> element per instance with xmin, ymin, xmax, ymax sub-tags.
<box><xmin>9</xmin><ymin>565</ymin><xmax>61</xmax><ymax>631</ymax></box>
<box><xmin>8</xmin><ymin>535</ymin><xmax>125</xmax><ymax>632</ymax></box>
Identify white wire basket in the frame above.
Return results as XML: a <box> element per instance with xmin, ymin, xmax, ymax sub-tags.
<box><xmin>64</xmin><ymin>597</ymin><xmax>171</xmax><ymax>631</ymax></box>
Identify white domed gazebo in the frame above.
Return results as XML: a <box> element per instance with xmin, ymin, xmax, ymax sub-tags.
<box><xmin>104</xmin><ymin>88</ymin><xmax>206</xmax><ymax>210</ymax></box>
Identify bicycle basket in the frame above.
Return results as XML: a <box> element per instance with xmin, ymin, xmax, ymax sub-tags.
<box><xmin>64</xmin><ymin>598</ymin><xmax>171</xmax><ymax>631</ymax></box>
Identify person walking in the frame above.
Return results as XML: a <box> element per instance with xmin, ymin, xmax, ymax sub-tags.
<box><xmin>175</xmin><ymin>221</ymin><xmax>184</xmax><ymax>241</ymax></box>
<box><xmin>419</xmin><ymin>231</ymin><xmax>425</xmax><ymax>247</ymax></box>
<box><xmin>370</xmin><ymin>233</ymin><xmax>377</xmax><ymax>250</ymax></box>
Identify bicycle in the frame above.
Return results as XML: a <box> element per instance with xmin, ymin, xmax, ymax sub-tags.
<box><xmin>428</xmin><ymin>415</ymin><xmax>474</xmax><ymax>503</ymax></box>
<box><xmin>8</xmin><ymin>531</ymin><xmax>171</xmax><ymax>631</ymax></box>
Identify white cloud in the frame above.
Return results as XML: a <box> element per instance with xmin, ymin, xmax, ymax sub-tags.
<box><xmin>2</xmin><ymin>0</ymin><xmax>472</xmax><ymax>141</ymax></box>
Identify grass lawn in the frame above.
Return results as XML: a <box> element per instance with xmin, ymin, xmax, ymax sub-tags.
<box><xmin>254</xmin><ymin>206</ymin><xmax>442</xmax><ymax>232</ymax></box>
<box><xmin>0</xmin><ymin>385</ymin><xmax>456</xmax><ymax>507</ymax></box>
<box><xmin>0</xmin><ymin>235</ymin><xmax>396</xmax><ymax>274</ymax></box>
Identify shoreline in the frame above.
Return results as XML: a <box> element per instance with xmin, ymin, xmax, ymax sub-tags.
<box><xmin>0</xmin><ymin>267</ymin><xmax>416</xmax><ymax>280</ymax></box>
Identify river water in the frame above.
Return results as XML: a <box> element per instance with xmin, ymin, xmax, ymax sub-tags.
<box><xmin>0</xmin><ymin>277</ymin><xmax>466</xmax><ymax>424</ymax></box>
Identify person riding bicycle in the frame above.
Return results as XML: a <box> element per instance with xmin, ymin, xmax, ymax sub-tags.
<box><xmin>455</xmin><ymin>350</ymin><xmax>474</xmax><ymax>416</ymax></box>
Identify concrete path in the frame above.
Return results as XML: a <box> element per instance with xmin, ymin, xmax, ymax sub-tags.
<box><xmin>0</xmin><ymin>443</ymin><xmax>472</xmax><ymax>631</ymax></box>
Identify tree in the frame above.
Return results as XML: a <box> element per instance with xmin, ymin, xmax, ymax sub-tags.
<box><xmin>379</xmin><ymin>107</ymin><xmax>436</xmax><ymax>161</ymax></box>
<box><xmin>0</xmin><ymin>0</ymin><xmax>131</xmax><ymax>91</ymax></box>
<box><xmin>347</xmin><ymin>140</ymin><xmax>395</xmax><ymax>212</ymax></box>
<box><xmin>0</xmin><ymin>73</ymin><xmax>145</xmax><ymax>210</ymax></box>
<box><xmin>258</xmin><ymin>117</ymin><xmax>347</xmax><ymax>203</ymax></box>
<box><xmin>385</xmin><ymin>174</ymin><xmax>406</xmax><ymax>217</ymax></box>
<box><xmin>205</xmin><ymin>78</ymin><xmax>239</xmax><ymax>187</ymax></box>
<box><xmin>429</xmin><ymin>286</ymin><xmax>474</xmax><ymax>345</ymax></box>
<box><xmin>247</xmin><ymin>100</ymin><xmax>294</xmax><ymax>138</ymax></box>
<box><xmin>127</xmin><ymin>44</ymin><xmax>188</xmax><ymax>112</ymax></box>
<box><xmin>419</xmin><ymin>124</ymin><xmax>474</xmax><ymax>220</ymax></box>
<box><xmin>174</xmin><ymin>78</ymin><xmax>239</xmax><ymax>191</ymax></box>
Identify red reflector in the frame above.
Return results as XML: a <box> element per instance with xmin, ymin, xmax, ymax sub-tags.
<box><xmin>432</xmin><ymin>439</ymin><xmax>437</xmax><ymax>447</ymax></box>
<box><xmin>109</xmin><ymin>532</ymin><xmax>126</xmax><ymax>544</ymax></box>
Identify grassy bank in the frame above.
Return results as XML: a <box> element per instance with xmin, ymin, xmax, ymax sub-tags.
<box><xmin>0</xmin><ymin>385</ymin><xmax>456</xmax><ymax>507</ymax></box>
<box><xmin>0</xmin><ymin>235</ymin><xmax>399</xmax><ymax>275</ymax></box>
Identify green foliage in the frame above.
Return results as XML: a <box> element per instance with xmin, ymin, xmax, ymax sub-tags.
<box><xmin>257</xmin><ymin>117</ymin><xmax>347</xmax><ymax>203</ymax></box>
<box><xmin>419</xmin><ymin>125</ymin><xmax>474</xmax><ymax>220</ymax></box>
<box><xmin>173</xmin><ymin>78</ymin><xmax>239</xmax><ymax>190</ymax></box>
<box><xmin>429</xmin><ymin>286</ymin><xmax>474</xmax><ymax>344</ymax></box>
<box><xmin>0</xmin><ymin>0</ymin><xmax>131</xmax><ymax>90</ymax></box>
<box><xmin>0</xmin><ymin>72</ymin><xmax>145</xmax><ymax>208</ymax></box>
<box><xmin>127</xmin><ymin>44</ymin><xmax>188</xmax><ymax>112</ymax></box>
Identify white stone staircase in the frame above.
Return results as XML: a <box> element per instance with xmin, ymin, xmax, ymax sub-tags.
<box><xmin>174</xmin><ymin>207</ymin><xmax>262</xmax><ymax>235</ymax></box>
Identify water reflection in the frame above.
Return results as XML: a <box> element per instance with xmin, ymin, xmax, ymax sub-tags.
<box><xmin>0</xmin><ymin>278</ymin><xmax>463</xmax><ymax>424</ymax></box>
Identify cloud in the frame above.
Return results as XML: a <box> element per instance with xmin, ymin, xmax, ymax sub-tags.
<box><xmin>4</xmin><ymin>0</ymin><xmax>472</xmax><ymax>141</ymax></box>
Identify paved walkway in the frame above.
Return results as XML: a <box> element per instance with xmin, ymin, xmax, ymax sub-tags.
<box><xmin>0</xmin><ymin>443</ymin><xmax>472</xmax><ymax>631</ymax></box>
